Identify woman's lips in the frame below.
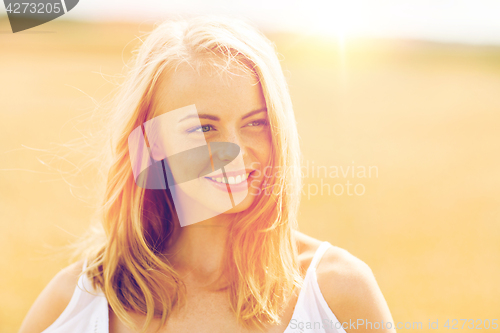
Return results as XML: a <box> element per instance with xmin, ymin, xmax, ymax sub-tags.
<box><xmin>204</xmin><ymin>171</ymin><xmax>255</xmax><ymax>192</ymax></box>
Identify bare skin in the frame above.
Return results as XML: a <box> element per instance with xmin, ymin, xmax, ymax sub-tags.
<box><xmin>19</xmin><ymin>65</ymin><xmax>396</xmax><ymax>333</ymax></box>
<box><xmin>19</xmin><ymin>231</ymin><xmax>395</xmax><ymax>333</ymax></box>
<box><xmin>106</xmin><ymin>231</ymin><xmax>337</xmax><ymax>333</ymax></box>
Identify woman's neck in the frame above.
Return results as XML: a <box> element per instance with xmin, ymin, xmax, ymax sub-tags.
<box><xmin>164</xmin><ymin>215</ymin><xmax>233</xmax><ymax>287</ymax></box>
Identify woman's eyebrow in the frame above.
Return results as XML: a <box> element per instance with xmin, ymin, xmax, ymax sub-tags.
<box><xmin>178</xmin><ymin>108</ymin><xmax>267</xmax><ymax>123</ymax></box>
<box><xmin>179</xmin><ymin>113</ymin><xmax>220</xmax><ymax>122</ymax></box>
<box><xmin>241</xmin><ymin>108</ymin><xmax>267</xmax><ymax>120</ymax></box>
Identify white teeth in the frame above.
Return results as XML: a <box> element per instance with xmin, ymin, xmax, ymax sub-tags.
<box><xmin>209</xmin><ymin>173</ymin><xmax>248</xmax><ymax>184</ymax></box>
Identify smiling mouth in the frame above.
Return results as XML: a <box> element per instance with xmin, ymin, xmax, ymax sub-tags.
<box><xmin>204</xmin><ymin>171</ymin><xmax>254</xmax><ymax>185</ymax></box>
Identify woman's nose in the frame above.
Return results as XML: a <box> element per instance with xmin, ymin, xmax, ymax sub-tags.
<box><xmin>210</xmin><ymin>142</ymin><xmax>240</xmax><ymax>162</ymax></box>
<box><xmin>210</xmin><ymin>130</ymin><xmax>244</xmax><ymax>162</ymax></box>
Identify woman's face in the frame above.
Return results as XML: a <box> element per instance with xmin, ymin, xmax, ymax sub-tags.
<box><xmin>149</xmin><ymin>63</ymin><xmax>271</xmax><ymax>225</ymax></box>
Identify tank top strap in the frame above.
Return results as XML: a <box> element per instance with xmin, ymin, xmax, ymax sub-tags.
<box><xmin>82</xmin><ymin>258</ymin><xmax>88</xmax><ymax>271</ymax></box>
<box><xmin>79</xmin><ymin>258</ymin><xmax>88</xmax><ymax>290</ymax></box>
<box><xmin>307</xmin><ymin>241</ymin><xmax>333</xmax><ymax>273</ymax></box>
<box><xmin>79</xmin><ymin>258</ymin><xmax>103</xmax><ymax>296</ymax></box>
<box><xmin>288</xmin><ymin>241</ymin><xmax>335</xmax><ymax>323</ymax></box>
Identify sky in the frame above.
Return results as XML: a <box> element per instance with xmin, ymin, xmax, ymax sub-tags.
<box><xmin>4</xmin><ymin>0</ymin><xmax>500</xmax><ymax>45</ymax></box>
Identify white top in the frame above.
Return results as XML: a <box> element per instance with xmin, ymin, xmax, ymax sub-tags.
<box><xmin>42</xmin><ymin>241</ymin><xmax>347</xmax><ymax>333</ymax></box>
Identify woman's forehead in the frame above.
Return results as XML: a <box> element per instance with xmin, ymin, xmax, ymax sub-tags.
<box><xmin>151</xmin><ymin>63</ymin><xmax>264</xmax><ymax>117</ymax></box>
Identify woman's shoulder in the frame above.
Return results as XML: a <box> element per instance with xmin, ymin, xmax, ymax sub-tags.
<box><xmin>18</xmin><ymin>260</ymin><xmax>85</xmax><ymax>333</ymax></box>
<box><xmin>294</xmin><ymin>230</ymin><xmax>370</xmax><ymax>278</ymax></box>
<box><xmin>294</xmin><ymin>231</ymin><xmax>322</xmax><ymax>270</ymax></box>
<box><xmin>295</xmin><ymin>231</ymin><xmax>396</xmax><ymax>331</ymax></box>
<box><xmin>315</xmin><ymin>243</ymin><xmax>375</xmax><ymax>306</ymax></box>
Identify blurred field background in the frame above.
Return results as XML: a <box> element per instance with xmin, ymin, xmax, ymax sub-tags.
<box><xmin>1</xmin><ymin>13</ymin><xmax>500</xmax><ymax>333</ymax></box>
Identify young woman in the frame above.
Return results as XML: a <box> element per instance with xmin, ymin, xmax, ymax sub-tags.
<box><xmin>19</xmin><ymin>16</ymin><xmax>396</xmax><ymax>333</ymax></box>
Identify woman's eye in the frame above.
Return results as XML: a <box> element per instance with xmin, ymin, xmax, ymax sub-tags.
<box><xmin>247</xmin><ymin>120</ymin><xmax>268</xmax><ymax>127</ymax></box>
<box><xmin>188</xmin><ymin>125</ymin><xmax>213</xmax><ymax>133</ymax></box>
<box><xmin>199</xmin><ymin>125</ymin><xmax>212</xmax><ymax>132</ymax></box>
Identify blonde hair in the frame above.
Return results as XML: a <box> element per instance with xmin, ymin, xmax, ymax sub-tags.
<box><xmin>76</xmin><ymin>16</ymin><xmax>303</xmax><ymax>332</ymax></box>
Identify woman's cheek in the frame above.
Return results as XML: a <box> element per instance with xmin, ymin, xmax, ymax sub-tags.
<box><xmin>250</xmin><ymin>181</ymin><xmax>262</xmax><ymax>196</ymax></box>
<box><xmin>250</xmin><ymin>161</ymin><xmax>262</xmax><ymax>178</ymax></box>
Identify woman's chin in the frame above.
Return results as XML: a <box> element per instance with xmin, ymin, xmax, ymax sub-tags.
<box><xmin>220</xmin><ymin>192</ymin><xmax>257</xmax><ymax>215</ymax></box>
